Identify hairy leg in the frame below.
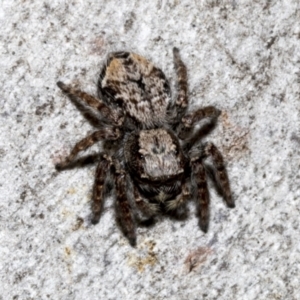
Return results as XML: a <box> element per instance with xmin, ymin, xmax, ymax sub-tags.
<box><xmin>133</xmin><ymin>186</ymin><xmax>159</xmax><ymax>221</ymax></box>
<box><xmin>115</xmin><ymin>171</ymin><xmax>136</xmax><ymax>246</ymax></box>
<box><xmin>182</xmin><ymin>121</ymin><xmax>218</xmax><ymax>152</ymax></box>
<box><xmin>172</xmin><ymin>47</ymin><xmax>188</xmax><ymax>120</ymax></box>
<box><xmin>204</xmin><ymin>142</ymin><xmax>234</xmax><ymax>208</ymax></box>
<box><xmin>56</xmin><ymin>128</ymin><xmax>120</xmax><ymax>169</ymax></box>
<box><xmin>165</xmin><ymin>181</ymin><xmax>189</xmax><ymax>211</ymax></box>
<box><xmin>91</xmin><ymin>155</ymin><xmax>112</xmax><ymax>224</ymax></box>
<box><xmin>57</xmin><ymin>81</ymin><xmax>124</xmax><ymax>126</ymax></box>
<box><xmin>178</xmin><ymin>106</ymin><xmax>221</xmax><ymax>139</ymax></box>
<box><xmin>191</xmin><ymin>158</ymin><xmax>210</xmax><ymax>232</ymax></box>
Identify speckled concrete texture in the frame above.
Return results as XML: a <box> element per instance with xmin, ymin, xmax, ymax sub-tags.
<box><xmin>1</xmin><ymin>1</ymin><xmax>300</xmax><ymax>299</ymax></box>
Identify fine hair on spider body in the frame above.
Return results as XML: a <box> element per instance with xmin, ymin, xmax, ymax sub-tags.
<box><xmin>56</xmin><ymin>48</ymin><xmax>235</xmax><ymax>246</ymax></box>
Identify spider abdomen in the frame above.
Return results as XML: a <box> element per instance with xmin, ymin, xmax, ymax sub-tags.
<box><xmin>98</xmin><ymin>52</ymin><xmax>172</xmax><ymax>128</ymax></box>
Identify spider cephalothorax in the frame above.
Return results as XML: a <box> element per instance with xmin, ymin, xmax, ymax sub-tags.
<box><xmin>56</xmin><ymin>48</ymin><xmax>234</xmax><ymax>246</ymax></box>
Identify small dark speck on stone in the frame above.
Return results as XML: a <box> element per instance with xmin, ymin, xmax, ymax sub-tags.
<box><xmin>60</xmin><ymin>122</ymin><xmax>68</xmax><ymax>129</ymax></box>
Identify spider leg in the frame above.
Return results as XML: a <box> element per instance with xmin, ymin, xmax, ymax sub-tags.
<box><xmin>203</xmin><ymin>142</ymin><xmax>234</xmax><ymax>208</ymax></box>
<box><xmin>164</xmin><ymin>180</ymin><xmax>190</xmax><ymax>220</ymax></box>
<box><xmin>178</xmin><ymin>106</ymin><xmax>221</xmax><ymax>139</ymax></box>
<box><xmin>191</xmin><ymin>158</ymin><xmax>210</xmax><ymax>232</ymax></box>
<box><xmin>56</xmin><ymin>128</ymin><xmax>120</xmax><ymax>169</ymax></box>
<box><xmin>183</xmin><ymin>121</ymin><xmax>218</xmax><ymax>152</ymax></box>
<box><xmin>114</xmin><ymin>171</ymin><xmax>136</xmax><ymax>246</ymax></box>
<box><xmin>57</xmin><ymin>81</ymin><xmax>124</xmax><ymax>126</ymax></box>
<box><xmin>133</xmin><ymin>186</ymin><xmax>159</xmax><ymax>223</ymax></box>
<box><xmin>91</xmin><ymin>155</ymin><xmax>112</xmax><ymax>224</ymax></box>
<box><xmin>172</xmin><ymin>47</ymin><xmax>188</xmax><ymax>120</ymax></box>
<box><xmin>165</xmin><ymin>181</ymin><xmax>189</xmax><ymax>210</ymax></box>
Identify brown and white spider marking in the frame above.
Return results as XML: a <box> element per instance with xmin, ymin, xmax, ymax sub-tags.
<box><xmin>56</xmin><ymin>48</ymin><xmax>235</xmax><ymax>246</ymax></box>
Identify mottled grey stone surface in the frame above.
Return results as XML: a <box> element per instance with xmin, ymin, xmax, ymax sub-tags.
<box><xmin>1</xmin><ymin>1</ymin><xmax>300</xmax><ymax>299</ymax></box>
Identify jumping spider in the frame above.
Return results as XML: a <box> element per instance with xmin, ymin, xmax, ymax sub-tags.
<box><xmin>56</xmin><ymin>48</ymin><xmax>234</xmax><ymax>246</ymax></box>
